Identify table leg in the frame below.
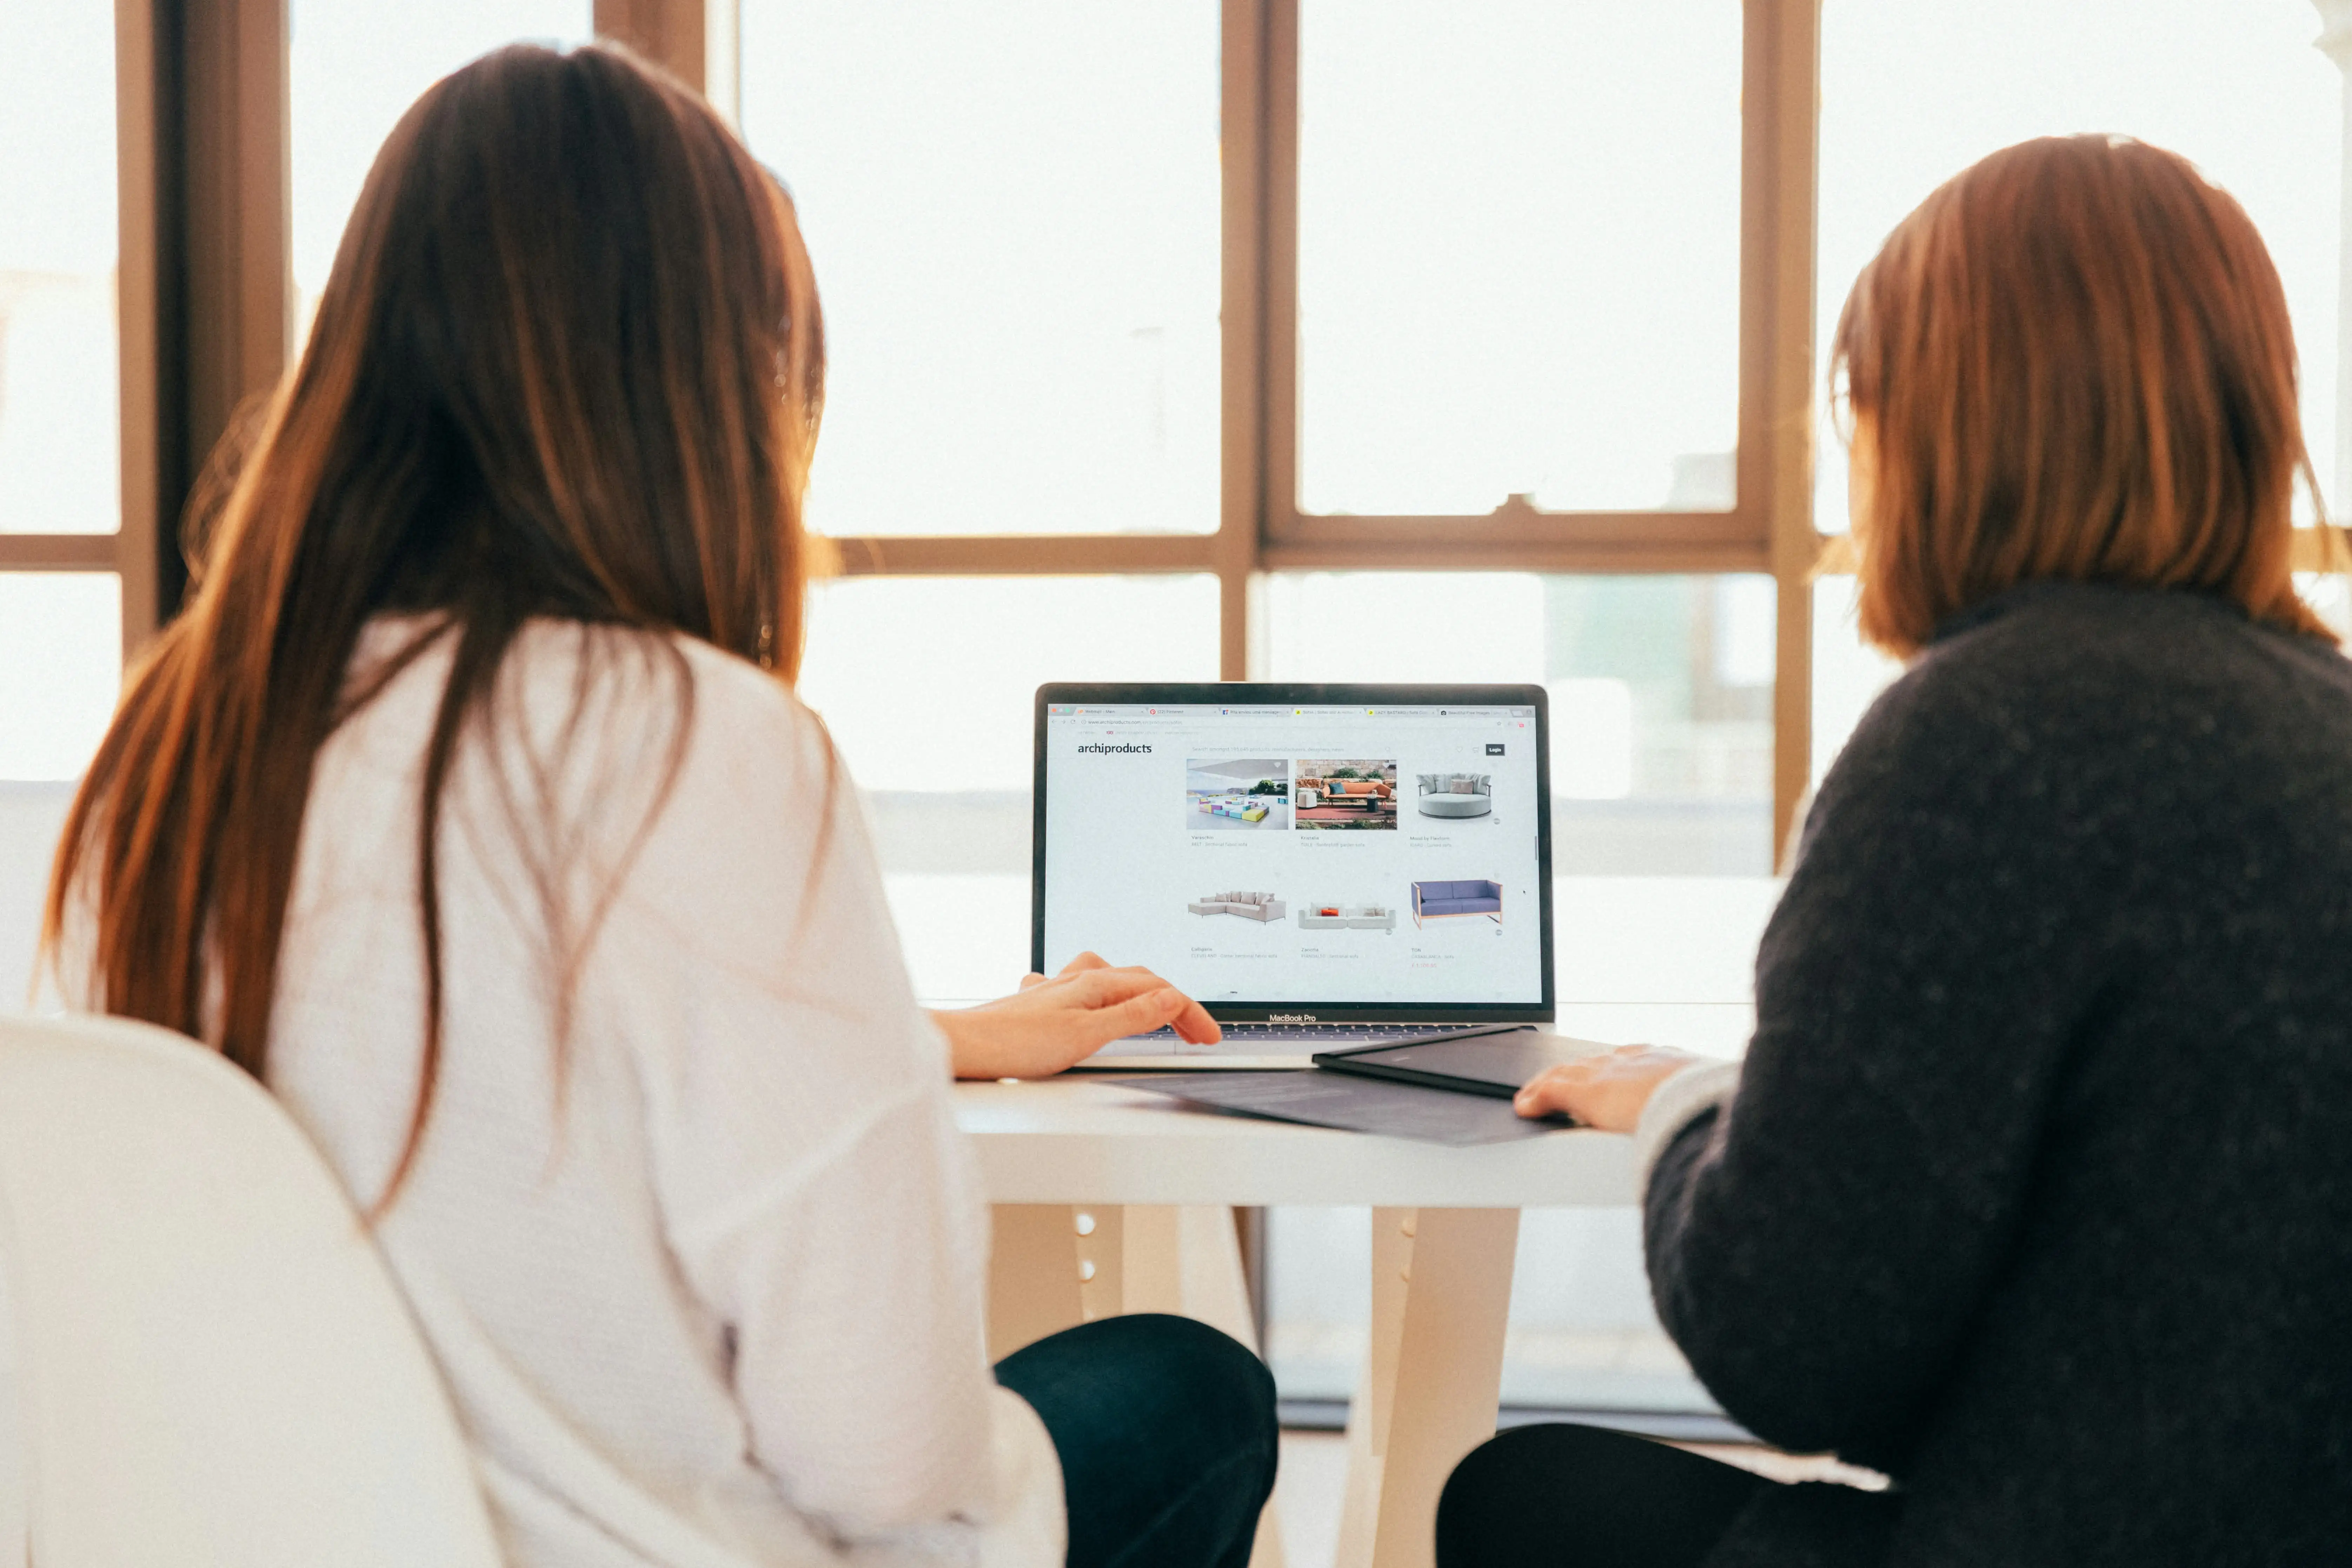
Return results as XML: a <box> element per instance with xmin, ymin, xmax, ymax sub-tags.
<box><xmin>1334</xmin><ymin>1207</ymin><xmax>1520</xmax><ymax>1568</ymax></box>
<box><xmin>989</xmin><ymin>1205</ymin><xmax>1084</xmax><ymax>1361</ymax></box>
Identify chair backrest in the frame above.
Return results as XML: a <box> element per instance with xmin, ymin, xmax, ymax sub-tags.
<box><xmin>0</xmin><ymin>1011</ymin><xmax>502</xmax><ymax>1568</ymax></box>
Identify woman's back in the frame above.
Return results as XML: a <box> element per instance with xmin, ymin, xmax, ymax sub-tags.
<box><xmin>41</xmin><ymin>42</ymin><xmax>1275</xmax><ymax>1568</ymax></box>
<box><xmin>263</xmin><ymin>620</ymin><xmax>1057</xmax><ymax>1568</ymax></box>
<box><xmin>1649</xmin><ymin>580</ymin><xmax>2352</xmax><ymax>1562</ymax></box>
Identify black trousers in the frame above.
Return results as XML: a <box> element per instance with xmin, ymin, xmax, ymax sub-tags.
<box><xmin>995</xmin><ymin>1313</ymin><xmax>1280</xmax><ymax>1568</ymax></box>
<box><xmin>1437</xmin><ymin>1423</ymin><xmax>1770</xmax><ymax>1568</ymax></box>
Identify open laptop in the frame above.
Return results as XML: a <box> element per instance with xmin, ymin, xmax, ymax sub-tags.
<box><xmin>1035</xmin><ymin>683</ymin><xmax>1555</xmax><ymax>1069</ymax></box>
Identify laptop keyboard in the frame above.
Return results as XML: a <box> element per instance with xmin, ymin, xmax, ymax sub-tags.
<box><xmin>1112</xmin><ymin>1022</ymin><xmax>1496</xmax><ymax>1047</ymax></box>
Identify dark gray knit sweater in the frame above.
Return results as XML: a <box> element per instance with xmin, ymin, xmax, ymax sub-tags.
<box><xmin>1647</xmin><ymin>582</ymin><xmax>2352</xmax><ymax>1566</ymax></box>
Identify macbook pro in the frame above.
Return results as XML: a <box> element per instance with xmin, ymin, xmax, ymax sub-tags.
<box><xmin>1033</xmin><ymin>684</ymin><xmax>1556</xmax><ymax>1069</ymax></box>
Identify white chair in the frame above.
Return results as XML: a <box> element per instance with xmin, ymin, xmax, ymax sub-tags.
<box><xmin>0</xmin><ymin>1010</ymin><xmax>501</xmax><ymax>1567</ymax></box>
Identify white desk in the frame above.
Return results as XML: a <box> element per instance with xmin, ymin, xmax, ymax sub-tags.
<box><xmin>955</xmin><ymin>1077</ymin><xmax>1642</xmax><ymax>1568</ymax></box>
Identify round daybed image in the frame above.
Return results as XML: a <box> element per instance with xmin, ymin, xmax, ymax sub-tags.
<box><xmin>1416</xmin><ymin>772</ymin><xmax>1493</xmax><ymax>818</ymax></box>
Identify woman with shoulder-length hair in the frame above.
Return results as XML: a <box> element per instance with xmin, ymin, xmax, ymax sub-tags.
<box><xmin>1442</xmin><ymin>135</ymin><xmax>2352</xmax><ymax>1566</ymax></box>
<box><xmin>45</xmin><ymin>43</ymin><xmax>1271</xmax><ymax>1568</ymax></box>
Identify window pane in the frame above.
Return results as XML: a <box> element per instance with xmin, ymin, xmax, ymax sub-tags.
<box><xmin>740</xmin><ymin>4</ymin><xmax>1222</xmax><ymax>537</ymax></box>
<box><xmin>795</xmin><ymin>575</ymin><xmax>1220</xmax><ymax>999</ymax></box>
<box><xmin>1809</xmin><ymin>574</ymin><xmax>1902</xmax><ymax>791</ymax></box>
<box><xmin>1265</xmin><ymin>573</ymin><xmax>1774</xmax><ymax>881</ymax></box>
<box><xmin>1817</xmin><ymin>0</ymin><xmax>2342</xmax><ymax>530</ymax></box>
<box><xmin>291</xmin><ymin>0</ymin><xmax>593</xmax><ymax>340</ymax></box>
<box><xmin>2296</xmin><ymin>570</ymin><xmax>2352</xmax><ymax>642</ymax></box>
<box><xmin>0</xmin><ymin>573</ymin><xmax>120</xmax><ymax>781</ymax></box>
<box><xmin>0</xmin><ymin>777</ymin><xmax>78</xmax><ymax>1008</ymax></box>
<box><xmin>1298</xmin><ymin>2</ymin><xmax>1742</xmax><ymax>517</ymax></box>
<box><xmin>0</xmin><ymin>5</ymin><xmax>119</xmax><ymax>534</ymax></box>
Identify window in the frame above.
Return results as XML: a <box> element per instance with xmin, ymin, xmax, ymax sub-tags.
<box><xmin>290</xmin><ymin>0</ymin><xmax>594</xmax><ymax>341</ymax></box>
<box><xmin>795</xmin><ymin>574</ymin><xmax>1221</xmax><ymax>998</ymax></box>
<box><xmin>1297</xmin><ymin>1</ymin><xmax>1743</xmax><ymax>517</ymax></box>
<box><xmin>1264</xmin><ymin>572</ymin><xmax>1774</xmax><ymax>874</ymax></box>
<box><xmin>739</xmin><ymin>2</ymin><xmax>1223</xmax><ymax>537</ymax></box>
<box><xmin>0</xmin><ymin>2</ymin><xmax>119</xmax><ymax>538</ymax></box>
<box><xmin>0</xmin><ymin>574</ymin><xmax>120</xmax><ymax>783</ymax></box>
<box><xmin>0</xmin><ymin>2</ymin><xmax>122</xmax><ymax>785</ymax></box>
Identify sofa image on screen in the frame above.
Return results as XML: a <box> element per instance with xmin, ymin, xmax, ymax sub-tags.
<box><xmin>1416</xmin><ymin>772</ymin><xmax>1493</xmax><ymax>818</ymax></box>
<box><xmin>1297</xmin><ymin>903</ymin><xmax>1396</xmax><ymax>931</ymax></box>
<box><xmin>1411</xmin><ymin>879</ymin><xmax>1502</xmax><ymax>926</ymax></box>
<box><xmin>1194</xmin><ymin>794</ymin><xmax>1271</xmax><ymax>822</ymax></box>
<box><xmin>1188</xmin><ymin>890</ymin><xmax>1287</xmax><ymax>922</ymax></box>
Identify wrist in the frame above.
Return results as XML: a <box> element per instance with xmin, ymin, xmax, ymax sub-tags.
<box><xmin>929</xmin><ymin>1008</ymin><xmax>988</xmax><ymax>1078</ymax></box>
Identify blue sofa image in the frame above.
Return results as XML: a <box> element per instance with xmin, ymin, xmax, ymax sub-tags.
<box><xmin>1411</xmin><ymin>879</ymin><xmax>1503</xmax><ymax>927</ymax></box>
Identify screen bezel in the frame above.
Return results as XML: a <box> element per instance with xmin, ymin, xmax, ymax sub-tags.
<box><xmin>1032</xmin><ymin>682</ymin><xmax>1555</xmax><ymax>1025</ymax></box>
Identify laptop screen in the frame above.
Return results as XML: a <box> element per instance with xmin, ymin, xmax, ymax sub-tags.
<box><xmin>1035</xmin><ymin>686</ymin><xmax>1553</xmax><ymax>1020</ymax></box>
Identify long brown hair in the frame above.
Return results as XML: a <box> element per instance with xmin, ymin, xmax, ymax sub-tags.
<box><xmin>45</xmin><ymin>44</ymin><xmax>826</xmax><ymax>1204</ymax></box>
<box><xmin>1832</xmin><ymin>134</ymin><xmax>2328</xmax><ymax>656</ymax></box>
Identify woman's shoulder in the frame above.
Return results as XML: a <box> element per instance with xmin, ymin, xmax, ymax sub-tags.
<box><xmin>1868</xmin><ymin>583</ymin><xmax>2348</xmax><ymax>747</ymax></box>
<box><xmin>489</xmin><ymin>620</ymin><xmax>876</xmax><ymax>958</ymax></box>
<box><xmin>493</xmin><ymin>618</ymin><xmax>833</xmax><ymax>781</ymax></box>
<box><xmin>1918</xmin><ymin>581</ymin><xmax>2345</xmax><ymax>690</ymax></box>
<box><xmin>1817</xmin><ymin>582</ymin><xmax>2352</xmax><ymax>853</ymax></box>
<box><xmin>340</xmin><ymin>617</ymin><xmax>852</xmax><ymax>897</ymax></box>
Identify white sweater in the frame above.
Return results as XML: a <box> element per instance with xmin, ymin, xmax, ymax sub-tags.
<box><xmin>211</xmin><ymin>620</ymin><xmax>1060</xmax><ymax>1568</ymax></box>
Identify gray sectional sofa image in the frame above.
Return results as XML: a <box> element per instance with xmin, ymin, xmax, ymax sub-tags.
<box><xmin>1416</xmin><ymin>772</ymin><xmax>1493</xmax><ymax>818</ymax></box>
<box><xmin>1188</xmin><ymin>890</ymin><xmax>1286</xmax><ymax>921</ymax></box>
<box><xmin>1411</xmin><ymin>879</ymin><xmax>1502</xmax><ymax>926</ymax></box>
<box><xmin>1297</xmin><ymin>903</ymin><xmax>1396</xmax><ymax>931</ymax></box>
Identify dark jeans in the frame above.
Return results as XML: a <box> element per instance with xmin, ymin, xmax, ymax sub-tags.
<box><xmin>995</xmin><ymin>1313</ymin><xmax>1279</xmax><ymax>1568</ymax></box>
<box><xmin>1437</xmin><ymin>1423</ymin><xmax>1768</xmax><ymax>1568</ymax></box>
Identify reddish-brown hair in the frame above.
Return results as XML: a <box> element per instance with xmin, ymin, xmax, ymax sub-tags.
<box><xmin>44</xmin><ymin>44</ymin><xmax>826</xmax><ymax>1206</ymax></box>
<box><xmin>1832</xmin><ymin>134</ymin><xmax>2330</xmax><ymax>656</ymax></box>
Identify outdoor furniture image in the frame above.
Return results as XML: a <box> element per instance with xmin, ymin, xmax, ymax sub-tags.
<box><xmin>1416</xmin><ymin>772</ymin><xmax>1494</xmax><ymax>818</ymax></box>
<box><xmin>1187</xmin><ymin>890</ymin><xmax>1287</xmax><ymax>921</ymax></box>
<box><xmin>1294</xmin><ymin>764</ymin><xmax>1400</xmax><ymax>829</ymax></box>
<box><xmin>1185</xmin><ymin>759</ymin><xmax>1289</xmax><ymax>831</ymax></box>
<box><xmin>1309</xmin><ymin>780</ymin><xmax>1391</xmax><ymax>809</ymax></box>
<box><xmin>1411</xmin><ymin>879</ymin><xmax>1503</xmax><ymax>926</ymax></box>
<box><xmin>1297</xmin><ymin>904</ymin><xmax>1397</xmax><ymax>931</ymax></box>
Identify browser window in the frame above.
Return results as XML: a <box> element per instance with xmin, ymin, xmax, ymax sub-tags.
<box><xmin>1040</xmin><ymin>702</ymin><xmax>1546</xmax><ymax>1006</ymax></box>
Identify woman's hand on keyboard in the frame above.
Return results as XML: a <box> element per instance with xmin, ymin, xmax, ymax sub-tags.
<box><xmin>1513</xmin><ymin>1043</ymin><xmax>1700</xmax><ymax>1131</ymax></box>
<box><xmin>932</xmin><ymin>952</ymin><xmax>1222</xmax><ymax>1079</ymax></box>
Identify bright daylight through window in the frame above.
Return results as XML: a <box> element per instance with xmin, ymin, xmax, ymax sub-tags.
<box><xmin>740</xmin><ymin>2</ymin><xmax>1221</xmax><ymax>536</ymax></box>
<box><xmin>1298</xmin><ymin>1</ymin><xmax>1742</xmax><ymax>517</ymax></box>
<box><xmin>0</xmin><ymin>2</ymin><xmax>123</xmax><ymax>785</ymax></box>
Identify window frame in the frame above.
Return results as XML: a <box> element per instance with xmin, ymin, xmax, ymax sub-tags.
<box><xmin>33</xmin><ymin>0</ymin><xmax>1828</xmax><ymax>859</ymax></box>
<box><xmin>0</xmin><ymin>0</ymin><xmax>288</xmax><ymax>664</ymax></box>
<box><xmin>829</xmin><ymin>0</ymin><xmax>1826</xmax><ymax>859</ymax></box>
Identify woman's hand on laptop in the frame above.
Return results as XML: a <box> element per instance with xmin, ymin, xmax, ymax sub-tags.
<box><xmin>1513</xmin><ymin>1043</ymin><xmax>1700</xmax><ymax>1131</ymax></box>
<box><xmin>932</xmin><ymin>953</ymin><xmax>1222</xmax><ymax>1079</ymax></box>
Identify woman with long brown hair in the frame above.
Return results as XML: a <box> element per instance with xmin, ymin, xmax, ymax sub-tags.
<box><xmin>1443</xmin><ymin>136</ymin><xmax>2352</xmax><ymax>1564</ymax></box>
<box><xmin>46</xmin><ymin>43</ymin><xmax>1272</xmax><ymax>1568</ymax></box>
